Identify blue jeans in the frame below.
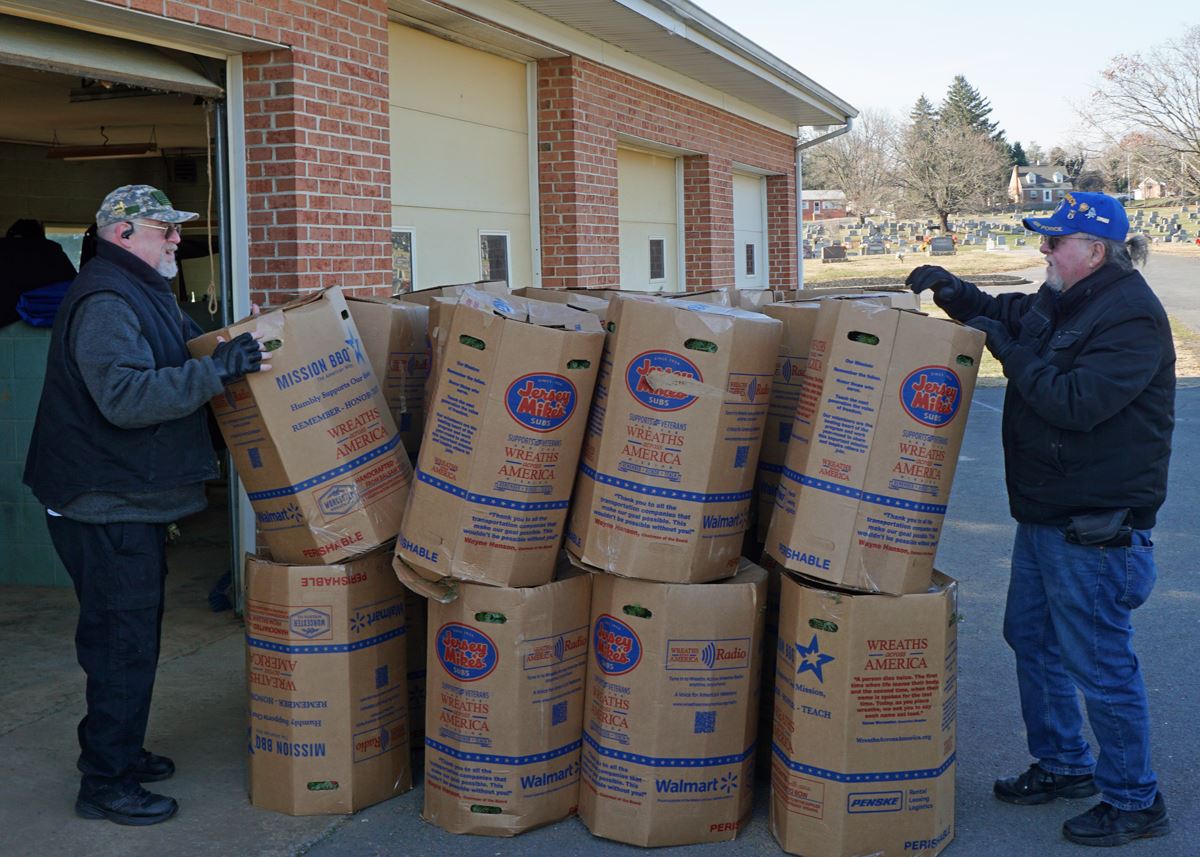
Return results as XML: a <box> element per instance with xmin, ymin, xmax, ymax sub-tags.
<box><xmin>1003</xmin><ymin>522</ymin><xmax>1158</xmax><ymax>811</ymax></box>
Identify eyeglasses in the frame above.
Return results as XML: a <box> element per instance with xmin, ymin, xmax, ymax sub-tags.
<box><xmin>132</xmin><ymin>220</ymin><xmax>182</xmax><ymax>239</ymax></box>
<box><xmin>1043</xmin><ymin>234</ymin><xmax>1097</xmax><ymax>250</ymax></box>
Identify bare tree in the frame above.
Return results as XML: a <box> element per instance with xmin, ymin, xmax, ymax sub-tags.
<box><xmin>801</xmin><ymin>109</ymin><xmax>897</xmax><ymax>215</ymax></box>
<box><xmin>1078</xmin><ymin>25</ymin><xmax>1200</xmax><ymax>194</ymax></box>
<box><xmin>892</xmin><ymin>120</ymin><xmax>1006</xmax><ymax>231</ymax></box>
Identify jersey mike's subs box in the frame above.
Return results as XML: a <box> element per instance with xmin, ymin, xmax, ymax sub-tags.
<box><xmin>189</xmin><ymin>287</ymin><xmax>413</xmax><ymax>564</ymax></box>
<box><xmin>345</xmin><ymin>296</ymin><xmax>430</xmax><ymax>460</ymax></box>
<box><xmin>244</xmin><ymin>546</ymin><xmax>411</xmax><ymax>815</ymax></box>
<box><xmin>395</xmin><ymin>289</ymin><xmax>604</xmax><ymax>591</ymax></box>
<box><xmin>422</xmin><ymin>570</ymin><xmax>591</xmax><ymax>836</ymax></box>
<box><xmin>765</xmin><ymin>300</ymin><xmax>983</xmax><ymax>594</ymax></box>
<box><xmin>566</xmin><ymin>296</ymin><xmax>782</xmax><ymax>583</ymax></box>
<box><xmin>770</xmin><ymin>570</ymin><xmax>958</xmax><ymax>857</ymax></box>
<box><xmin>579</xmin><ymin>560</ymin><xmax>766</xmax><ymax>847</ymax></box>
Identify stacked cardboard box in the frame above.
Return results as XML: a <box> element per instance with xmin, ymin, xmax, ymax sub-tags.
<box><xmin>560</xmin><ymin>295</ymin><xmax>780</xmax><ymax>847</ymax></box>
<box><xmin>393</xmin><ymin>289</ymin><xmax>605</xmax><ymax>837</ymax></box>
<box><xmin>244</xmin><ymin>546</ymin><xmax>412</xmax><ymax>815</ymax></box>
<box><xmin>770</xmin><ymin>571</ymin><xmax>958</xmax><ymax>857</ymax></box>
<box><xmin>765</xmin><ymin>300</ymin><xmax>984</xmax><ymax>594</ymax></box>
<box><xmin>566</xmin><ymin>295</ymin><xmax>782</xmax><ymax>583</ymax></box>
<box><xmin>190</xmin><ymin>287</ymin><xmax>417</xmax><ymax>816</ymax></box>
<box><xmin>346</xmin><ymin>296</ymin><xmax>430</xmax><ymax>460</ymax></box>
<box><xmin>188</xmin><ymin>287</ymin><xmax>414</xmax><ymax>565</ymax></box>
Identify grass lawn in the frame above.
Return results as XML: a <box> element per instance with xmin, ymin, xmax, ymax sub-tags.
<box><xmin>803</xmin><ymin>245</ymin><xmax>1042</xmax><ymax>285</ymax></box>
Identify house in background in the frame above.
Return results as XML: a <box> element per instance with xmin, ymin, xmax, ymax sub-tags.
<box><xmin>801</xmin><ymin>189</ymin><xmax>847</xmax><ymax>220</ymax></box>
<box><xmin>1135</xmin><ymin>178</ymin><xmax>1165</xmax><ymax>200</ymax></box>
<box><xmin>1008</xmin><ymin>165</ymin><xmax>1073</xmax><ymax>208</ymax></box>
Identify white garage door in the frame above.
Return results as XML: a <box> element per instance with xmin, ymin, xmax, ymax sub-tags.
<box><xmin>388</xmin><ymin>24</ymin><xmax>530</xmax><ymax>291</ymax></box>
<box><xmin>733</xmin><ymin>172</ymin><xmax>766</xmax><ymax>289</ymax></box>
<box><xmin>618</xmin><ymin>146</ymin><xmax>679</xmax><ymax>291</ymax></box>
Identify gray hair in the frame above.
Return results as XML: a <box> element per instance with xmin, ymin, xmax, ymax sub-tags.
<box><xmin>1096</xmin><ymin>233</ymin><xmax>1149</xmax><ymax>271</ymax></box>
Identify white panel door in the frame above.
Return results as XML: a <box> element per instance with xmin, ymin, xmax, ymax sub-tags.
<box><xmin>389</xmin><ymin>24</ymin><xmax>530</xmax><ymax>290</ymax></box>
<box><xmin>618</xmin><ymin>147</ymin><xmax>678</xmax><ymax>291</ymax></box>
<box><xmin>733</xmin><ymin>172</ymin><xmax>767</xmax><ymax>289</ymax></box>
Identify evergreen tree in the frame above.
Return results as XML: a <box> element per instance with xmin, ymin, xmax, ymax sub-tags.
<box><xmin>1011</xmin><ymin>141</ymin><xmax>1029</xmax><ymax>167</ymax></box>
<box><xmin>940</xmin><ymin>75</ymin><xmax>998</xmax><ymax>136</ymax></box>
<box><xmin>910</xmin><ymin>94</ymin><xmax>937</xmax><ymax>126</ymax></box>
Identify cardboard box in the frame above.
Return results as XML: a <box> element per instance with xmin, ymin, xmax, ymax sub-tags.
<box><xmin>792</xmin><ymin>286</ymin><xmax>920</xmax><ymax>310</ymax></box>
<box><xmin>189</xmin><ymin>287</ymin><xmax>414</xmax><ymax>564</ymax></box>
<box><xmin>346</xmin><ymin>296</ymin><xmax>430</xmax><ymax>460</ymax></box>
<box><xmin>579</xmin><ymin>560</ymin><xmax>766</xmax><ymax>847</ymax></box>
<box><xmin>422</xmin><ymin>571</ymin><xmax>591</xmax><ymax>836</ymax></box>
<box><xmin>244</xmin><ymin>547</ymin><xmax>412</xmax><ymax>815</ymax></box>
<box><xmin>396</xmin><ymin>289</ymin><xmax>605</xmax><ymax>591</ymax></box>
<box><xmin>755</xmin><ymin>302</ymin><xmax>822</xmax><ymax>542</ymax></box>
<box><xmin>511</xmin><ymin>287</ymin><xmax>612</xmax><ymax>317</ymax></box>
<box><xmin>770</xmin><ymin>571</ymin><xmax>958</xmax><ymax>857</ymax></box>
<box><xmin>401</xmin><ymin>279</ymin><xmax>510</xmax><ymax>306</ymax></box>
<box><xmin>566</xmin><ymin>296</ymin><xmax>782</xmax><ymax>583</ymax></box>
<box><xmin>765</xmin><ymin>301</ymin><xmax>983</xmax><ymax>594</ymax></box>
<box><xmin>405</xmin><ymin>588</ymin><xmax>427</xmax><ymax>763</ymax></box>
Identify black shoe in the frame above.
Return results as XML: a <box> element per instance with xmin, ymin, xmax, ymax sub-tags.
<box><xmin>132</xmin><ymin>749</ymin><xmax>175</xmax><ymax>783</ymax></box>
<box><xmin>994</xmin><ymin>763</ymin><xmax>1098</xmax><ymax>805</ymax></box>
<box><xmin>76</xmin><ymin>748</ymin><xmax>176</xmax><ymax>783</ymax></box>
<box><xmin>76</xmin><ymin>778</ymin><xmax>178</xmax><ymax>826</ymax></box>
<box><xmin>1063</xmin><ymin>793</ymin><xmax>1170</xmax><ymax>846</ymax></box>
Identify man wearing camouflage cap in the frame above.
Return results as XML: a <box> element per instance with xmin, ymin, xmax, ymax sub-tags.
<box><xmin>905</xmin><ymin>192</ymin><xmax>1174</xmax><ymax>847</ymax></box>
<box><xmin>24</xmin><ymin>185</ymin><xmax>274</xmax><ymax>825</ymax></box>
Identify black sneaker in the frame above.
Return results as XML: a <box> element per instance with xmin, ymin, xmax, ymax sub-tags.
<box><xmin>75</xmin><ymin>778</ymin><xmax>178</xmax><ymax>826</ymax></box>
<box><xmin>77</xmin><ymin>748</ymin><xmax>175</xmax><ymax>783</ymax></box>
<box><xmin>132</xmin><ymin>749</ymin><xmax>175</xmax><ymax>783</ymax></box>
<box><xmin>994</xmin><ymin>763</ymin><xmax>1098</xmax><ymax>805</ymax></box>
<box><xmin>1063</xmin><ymin>793</ymin><xmax>1170</xmax><ymax>846</ymax></box>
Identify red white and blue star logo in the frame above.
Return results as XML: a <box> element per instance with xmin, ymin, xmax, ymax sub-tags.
<box><xmin>795</xmin><ymin>634</ymin><xmax>835</xmax><ymax>683</ymax></box>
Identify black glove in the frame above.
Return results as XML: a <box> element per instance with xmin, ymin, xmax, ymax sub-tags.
<box><xmin>905</xmin><ymin>265</ymin><xmax>964</xmax><ymax>307</ymax></box>
<box><xmin>211</xmin><ymin>331</ymin><xmax>263</xmax><ymax>383</ymax></box>
<box><xmin>965</xmin><ymin>316</ymin><xmax>1016</xmax><ymax>362</ymax></box>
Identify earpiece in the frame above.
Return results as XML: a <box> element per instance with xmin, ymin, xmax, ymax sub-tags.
<box><xmin>121</xmin><ymin>223</ymin><xmax>135</xmax><ymax>240</ymax></box>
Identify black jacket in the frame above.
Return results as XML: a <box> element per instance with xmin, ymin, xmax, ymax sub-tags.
<box><xmin>24</xmin><ymin>240</ymin><xmax>219</xmax><ymax>512</ymax></box>
<box><xmin>942</xmin><ymin>262</ymin><xmax>1174</xmax><ymax>528</ymax></box>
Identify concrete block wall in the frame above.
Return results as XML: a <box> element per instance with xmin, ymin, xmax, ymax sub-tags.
<box><xmin>0</xmin><ymin>324</ymin><xmax>68</xmax><ymax>586</ymax></box>
<box><xmin>537</xmin><ymin>55</ymin><xmax>798</xmax><ymax>290</ymax></box>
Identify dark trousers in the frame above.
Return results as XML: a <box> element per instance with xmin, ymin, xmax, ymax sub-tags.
<box><xmin>47</xmin><ymin>517</ymin><xmax>167</xmax><ymax>784</ymax></box>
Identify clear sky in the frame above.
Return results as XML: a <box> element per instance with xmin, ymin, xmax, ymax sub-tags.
<box><xmin>694</xmin><ymin>0</ymin><xmax>1197</xmax><ymax>150</ymax></box>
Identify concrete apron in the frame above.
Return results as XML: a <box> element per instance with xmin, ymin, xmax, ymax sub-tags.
<box><xmin>0</xmin><ymin>502</ymin><xmax>357</xmax><ymax>857</ymax></box>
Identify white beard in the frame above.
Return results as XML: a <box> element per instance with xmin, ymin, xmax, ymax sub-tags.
<box><xmin>157</xmin><ymin>256</ymin><xmax>179</xmax><ymax>279</ymax></box>
<box><xmin>1044</xmin><ymin>267</ymin><xmax>1063</xmax><ymax>292</ymax></box>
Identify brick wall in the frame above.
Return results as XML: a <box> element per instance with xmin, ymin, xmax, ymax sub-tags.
<box><xmin>537</xmin><ymin>55</ymin><xmax>797</xmax><ymax>290</ymax></box>
<box><xmin>101</xmin><ymin>0</ymin><xmax>394</xmax><ymax>307</ymax></box>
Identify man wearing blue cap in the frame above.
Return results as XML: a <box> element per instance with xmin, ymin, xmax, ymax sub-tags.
<box><xmin>905</xmin><ymin>192</ymin><xmax>1174</xmax><ymax>847</ymax></box>
<box><xmin>24</xmin><ymin>185</ymin><xmax>274</xmax><ymax>825</ymax></box>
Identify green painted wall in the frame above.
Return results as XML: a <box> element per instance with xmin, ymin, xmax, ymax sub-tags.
<box><xmin>0</xmin><ymin>322</ymin><xmax>68</xmax><ymax>586</ymax></box>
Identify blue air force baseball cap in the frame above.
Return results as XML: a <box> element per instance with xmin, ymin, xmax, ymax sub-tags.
<box><xmin>1022</xmin><ymin>192</ymin><xmax>1128</xmax><ymax>242</ymax></box>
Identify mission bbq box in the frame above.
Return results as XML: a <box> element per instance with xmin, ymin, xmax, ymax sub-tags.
<box><xmin>422</xmin><ymin>570</ymin><xmax>591</xmax><ymax>836</ymax></box>
<box><xmin>188</xmin><ymin>287</ymin><xmax>414</xmax><ymax>564</ymax></box>
<box><xmin>395</xmin><ymin>289</ymin><xmax>605</xmax><ymax>592</ymax></box>
<box><xmin>770</xmin><ymin>571</ymin><xmax>958</xmax><ymax>857</ymax></box>
<box><xmin>579</xmin><ymin>560</ymin><xmax>766</xmax><ymax>847</ymax></box>
<box><xmin>244</xmin><ymin>546</ymin><xmax>412</xmax><ymax>816</ymax></box>
<box><xmin>566</xmin><ymin>296</ymin><xmax>782</xmax><ymax>583</ymax></box>
<box><xmin>765</xmin><ymin>300</ymin><xmax>983</xmax><ymax>594</ymax></box>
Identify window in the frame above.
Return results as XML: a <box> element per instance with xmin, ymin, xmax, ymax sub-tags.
<box><xmin>745</xmin><ymin>243</ymin><xmax>756</xmax><ymax>277</ymax></box>
<box><xmin>649</xmin><ymin>238</ymin><xmax>666</xmax><ymax>281</ymax></box>
<box><xmin>479</xmin><ymin>232</ymin><xmax>510</xmax><ymax>285</ymax></box>
<box><xmin>813</xmin><ymin>201</ymin><xmax>822</xmax><ymax>212</ymax></box>
<box><xmin>391</xmin><ymin>230</ymin><xmax>414</xmax><ymax>293</ymax></box>
<box><xmin>1043</xmin><ymin>190</ymin><xmax>1052</xmax><ymax>202</ymax></box>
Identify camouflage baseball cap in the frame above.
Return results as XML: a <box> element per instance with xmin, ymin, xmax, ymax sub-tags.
<box><xmin>95</xmin><ymin>184</ymin><xmax>199</xmax><ymax>228</ymax></box>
